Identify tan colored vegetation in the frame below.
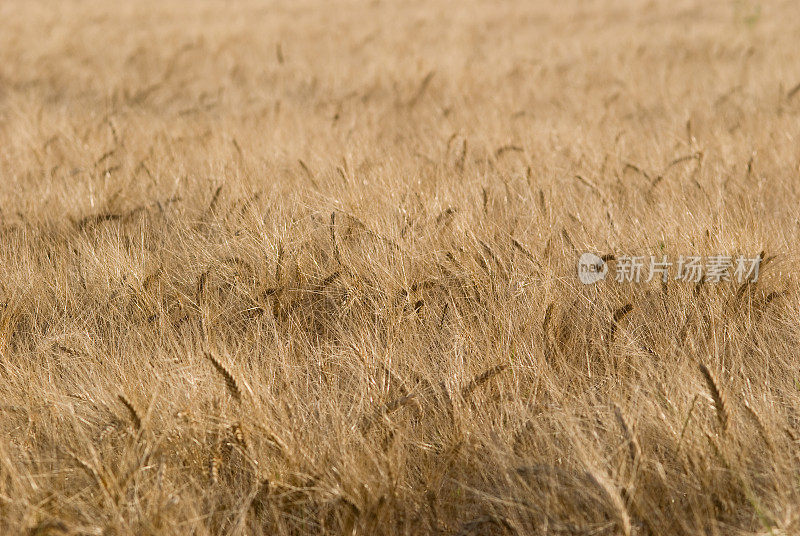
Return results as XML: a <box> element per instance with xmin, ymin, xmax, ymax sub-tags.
<box><xmin>1</xmin><ymin>0</ymin><xmax>800</xmax><ymax>534</ymax></box>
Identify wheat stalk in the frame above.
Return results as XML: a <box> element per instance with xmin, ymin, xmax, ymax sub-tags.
<box><xmin>742</xmin><ymin>401</ymin><xmax>773</xmax><ymax>451</ymax></box>
<box><xmin>330</xmin><ymin>212</ymin><xmax>342</xmax><ymax>264</ymax></box>
<box><xmin>608</xmin><ymin>303</ymin><xmax>634</xmax><ymax>344</ymax></box>
<box><xmin>699</xmin><ymin>363</ymin><xmax>729</xmax><ymax>432</ymax></box>
<box><xmin>208</xmin><ymin>454</ymin><xmax>220</xmax><ymax>485</ymax></box>
<box><xmin>612</xmin><ymin>403</ymin><xmax>641</xmax><ymax>466</ymax></box>
<box><xmin>230</xmin><ymin>422</ymin><xmax>251</xmax><ymax>452</ymax></box>
<box><xmin>117</xmin><ymin>394</ymin><xmax>142</xmax><ymax>430</ymax></box>
<box><xmin>461</xmin><ymin>364</ymin><xmax>508</xmax><ymax>398</ymax></box>
<box><xmin>205</xmin><ymin>352</ymin><xmax>243</xmax><ymax>403</ymax></box>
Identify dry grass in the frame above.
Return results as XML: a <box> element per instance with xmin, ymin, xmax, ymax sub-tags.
<box><xmin>1</xmin><ymin>0</ymin><xmax>800</xmax><ymax>534</ymax></box>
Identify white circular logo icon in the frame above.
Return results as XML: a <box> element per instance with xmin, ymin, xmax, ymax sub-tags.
<box><xmin>578</xmin><ymin>253</ymin><xmax>607</xmax><ymax>284</ymax></box>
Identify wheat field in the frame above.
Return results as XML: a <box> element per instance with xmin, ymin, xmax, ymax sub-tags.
<box><xmin>1</xmin><ymin>0</ymin><xmax>800</xmax><ymax>534</ymax></box>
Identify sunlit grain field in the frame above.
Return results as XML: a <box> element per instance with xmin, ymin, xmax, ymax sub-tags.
<box><xmin>2</xmin><ymin>1</ymin><xmax>800</xmax><ymax>534</ymax></box>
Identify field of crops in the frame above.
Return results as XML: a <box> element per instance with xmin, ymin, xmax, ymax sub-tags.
<box><xmin>1</xmin><ymin>1</ymin><xmax>800</xmax><ymax>534</ymax></box>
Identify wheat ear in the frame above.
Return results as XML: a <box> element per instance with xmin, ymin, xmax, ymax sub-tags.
<box><xmin>612</xmin><ymin>403</ymin><xmax>641</xmax><ymax>465</ymax></box>
<box><xmin>205</xmin><ymin>352</ymin><xmax>243</xmax><ymax>403</ymax></box>
<box><xmin>742</xmin><ymin>401</ymin><xmax>772</xmax><ymax>451</ymax></box>
<box><xmin>118</xmin><ymin>394</ymin><xmax>142</xmax><ymax>430</ymax></box>
<box><xmin>699</xmin><ymin>363</ymin><xmax>729</xmax><ymax>432</ymax></box>
<box><xmin>461</xmin><ymin>364</ymin><xmax>508</xmax><ymax>398</ymax></box>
